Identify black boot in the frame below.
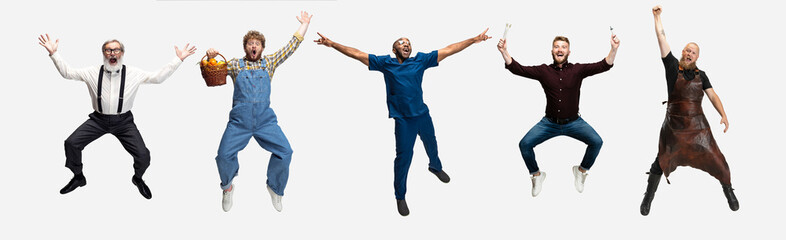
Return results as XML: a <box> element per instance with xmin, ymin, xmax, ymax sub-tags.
<box><xmin>722</xmin><ymin>184</ymin><xmax>739</xmax><ymax>211</ymax></box>
<box><xmin>640</xmin><ymin>172</ymin><xmax>661</xmax><ymax>216</ymax></box>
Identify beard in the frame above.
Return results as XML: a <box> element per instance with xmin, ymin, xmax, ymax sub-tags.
<box><xmin>552</xmin><ymin>54</ymin><xmax>569</xmax><ymax>65</ymax></box>
<box><xmin>103</xmin><ymin>57</ymin><xmax>123</xmax><ymax>72</ymax></box>
<box><xmin>678</xmin><ymin>57</ymin><xmax>696</xmax><ymax>70</ymax></box>
<box><xmin>245</xmin><ymin>49</ymin><xmax>261</xmax><ymax>61</ymax></box>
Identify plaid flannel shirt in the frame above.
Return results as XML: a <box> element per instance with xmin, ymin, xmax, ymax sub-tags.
<box><xmin>227</xmin><ymin>32</ymin><xmax>304</xmax><ymax>80</ymax></box>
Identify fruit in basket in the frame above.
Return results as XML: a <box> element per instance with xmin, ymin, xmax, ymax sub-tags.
<box><xmin>201</xmin><ymin>60</ymin><xmax>208</xmax><ymax>66</ymax></box>
<box><xmin>209</xmin><ymin>58</ymin><xmax>217</xmax><ymax>66</ymax></box>
<box><xmin>218</xmin><ymin>61</ymin><xmax>225</xmax><ymax>65</ymax></box>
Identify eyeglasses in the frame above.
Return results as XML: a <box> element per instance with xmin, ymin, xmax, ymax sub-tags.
<box><xmin>103</xmin><ymin>48</ymin><xmax>122</xmax><ymax>54</ymax></box>
<box><xmin>397</xmin><ymin>40</ymin><xmax>410</xmax><ymax>46</ymax></box>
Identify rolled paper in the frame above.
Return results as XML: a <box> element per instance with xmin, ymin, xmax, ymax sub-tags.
<box><xmin>504</xmin><ymin>23</ymin><xmax>511</xmax><ymax>39</ymax></box>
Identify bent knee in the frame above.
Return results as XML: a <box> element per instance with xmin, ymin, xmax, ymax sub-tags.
<box><xmin>64</xmin><ymin>138</ymin><xmax>82</xmax><ymax>150</ymax></box>
<box><xmin>281</xmin><ymin>147</ymin><xmax>293</xmax><ymax>157</ymax></box>
<box><xmin>519</xmin><ymin>139</ymin><xmax>536</xmax><ymax>149</ymax></box>
<box><xmin>589</xmin><ymin>136</ymin><xmax>603</xmax><ymax>147</ymax></box>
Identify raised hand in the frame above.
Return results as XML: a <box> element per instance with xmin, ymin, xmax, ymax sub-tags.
<box><xmin>610</xmin><ymin>34</ymin><xmax>620</xmax><ymax>50</ymax></box>
<box><xmin>175</xmin><ymin>43</ymin><xmax>197</xmax><ymax>61</ymax></box>
<box><xmin>314</xmin><ymin>32</ymin><xmax>333</xmax><ymax>48</ymax></box>
<box><xmin>297</xmin><ymin>11</ymin><xmax>312</xmax><ymax>24</ymax></box>
<box><xmin>38</xmin><ymin>34</ymin><xmax>59</xmax><ymax>56</ymax></box>
<box><xmin>474</xmin><ymin>28</ymin><xmax>492</xmax><ymax>43</ymax></box>
<box><xmin>497</xmin><ymin>38</ymin><xmax>507</xmax><ymax>52</ymax></box>
<box><xmin>653</xmin><ymin>5</ymin><xmax>663</xmax><ymax>16</ymax></box>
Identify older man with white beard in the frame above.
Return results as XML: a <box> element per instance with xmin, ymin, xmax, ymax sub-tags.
<box><xmin>38</xmin><ymin>34</ymin><xmax>196</xmax><ymax>199</ymax></box>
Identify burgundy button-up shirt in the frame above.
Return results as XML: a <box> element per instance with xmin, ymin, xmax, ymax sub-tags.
<box><xmin>505</xmin><ymin>58</ymin><xmax>613</xmax><ymax>119</ymax></box>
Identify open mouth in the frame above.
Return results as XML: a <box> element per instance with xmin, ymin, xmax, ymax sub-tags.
<box><xmin>252</xmin><ymin>50</ymin><xmax>257</xmax><ymax>56</ymax></box>
<box><xmin>109</xmin><ymin>58</ymin><xmax>118</xmax><ymax>64</ymax></box>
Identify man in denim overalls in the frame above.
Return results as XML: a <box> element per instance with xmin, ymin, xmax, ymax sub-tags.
<box><xmin>207</xmin><ymin>11</ymin><xmax>311</xmax><ymax>212</ymax></box>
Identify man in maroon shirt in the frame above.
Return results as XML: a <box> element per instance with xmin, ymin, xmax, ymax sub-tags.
<box><xmin>497</xmin><ymin>33</ymin><xmax>619</xmax><ymax>197</ymax></box>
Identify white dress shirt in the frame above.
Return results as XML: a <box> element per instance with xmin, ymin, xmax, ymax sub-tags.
<box><xmin>49</xmin><ymin>52</ymin><xmax>183</xmax><ymax>115</ymax></box>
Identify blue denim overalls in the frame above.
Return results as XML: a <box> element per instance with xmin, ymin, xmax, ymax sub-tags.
<box><xmin>215</xmin><ymin>58</ymin><xmax>293</xmax><ymax>196</ymax></box>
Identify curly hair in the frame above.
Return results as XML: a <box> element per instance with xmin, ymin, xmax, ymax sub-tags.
<box><xmin>243</xmin><ymin>30</ymin><xmax>266</xmax><ymax>48</ymax></box>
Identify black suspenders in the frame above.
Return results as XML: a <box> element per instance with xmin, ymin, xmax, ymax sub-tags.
<box><xmin>96</xmin><ymin>65</ymin><xmax>127</xmax><ymax>114</ymax></box>
<box><xmin>117</xmin><ymin>66</ymin><xmax>126</xmax><ymax>113</ymax></box>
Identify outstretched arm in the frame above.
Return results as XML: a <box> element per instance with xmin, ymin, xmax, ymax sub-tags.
<box><xmin>605</xmin><ymin>34</ymin><xmax>620</xmax><ymax>65</ymax></box>
<box><xmin>653</xmin><ymin>5</ymin><xmax>671</xmax><ymax>58</ymax></box>
<box><xmin>438</xmin><ymin>28</ymin><xmax>491</xmax><ymax>62</ymax></box>
<box><xmin>40</xmin><ymin>33</ymin><xmax>92</xmax><ymax>81</ymax></box>
<box><xmin>705</xmin><ymin>88</ymin><xmax>729</xmax><ymax>133</ymax></box>
<box><xmin>142</xmin><ymin>43</ymin><xmax>194</xmax><ymax>84</ymax></box>
<box><xmin>140</xmin><ymin>45</ymin><xmax>189</xmax><ymax>84</ymax></box>
<box><xmin>265</xmin><ymin>11</ymin><xmax>312</xmax><ymax>72</ymax></box>
<box><xmin>497</xmin><ymin>38</ymin><xmax>513</xmax><ymax>65</ymax></box>
<box><xmin>295</xmin><ymin>11</ymin><xmax>312</xmax><ymax>38</ymax></box>
<box><xmin>314</xmin><ymin>32</ymin><xmax>369</xmax><ymax>66</ymax></box>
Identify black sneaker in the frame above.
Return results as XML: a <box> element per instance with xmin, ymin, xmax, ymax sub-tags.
<box><xmin>397</xmin><ymin>199</ymin><xmax>409</xmax><ymax>216</ymax></box>
<box><xmin>428</xmin><ymin>168</ymin><xmax>450</xmax><ymax>183</ymax></box>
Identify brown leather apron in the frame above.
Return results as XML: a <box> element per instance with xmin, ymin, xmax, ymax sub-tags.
<box><xmin>657</xmin><ymin>68</ymin><xmax>731</xmax><ymax>185</ymax></box>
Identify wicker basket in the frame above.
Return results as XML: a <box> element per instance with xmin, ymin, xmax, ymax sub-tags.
<box><xmin>199</xmin><ymin>53</ymin><xmax>228</xmax><ymax>87</ymax></box>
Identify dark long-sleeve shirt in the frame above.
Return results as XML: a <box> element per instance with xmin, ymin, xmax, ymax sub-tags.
<box><xmin>505</xmin><ymin>58</ymin><xmax>613</xmax><ymax>119</ymax></box>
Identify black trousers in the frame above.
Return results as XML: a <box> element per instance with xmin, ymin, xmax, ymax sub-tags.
<box><xmin>64</xmin><ymin>111</ymin><xmax>151</xmax><ymax>178</ymax></box>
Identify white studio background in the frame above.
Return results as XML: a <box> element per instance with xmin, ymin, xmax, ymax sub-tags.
<box><xmin>1</xmin><ymin>0</ymin><xmax>782</xmax><ymax>239</ymax></box>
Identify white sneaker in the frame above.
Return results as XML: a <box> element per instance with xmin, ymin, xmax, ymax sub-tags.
<box><xmin>267</xmin><ymin>185</ymin><xmax>283</xmax><ymax>212</ymax></box>
<box><xmin>222</xmin><ymin>184</ymin><xmax>234</xmax><ymax>212</ymax></box>
<box><xmin>530</xmin><ymin>171</ymin><xmax>546</xmax><ymax>197</ymax></box>
<box><xmin>572</xmin><ymin>166</ymin><xmax>588</xmax><ymax>193</ymax></box>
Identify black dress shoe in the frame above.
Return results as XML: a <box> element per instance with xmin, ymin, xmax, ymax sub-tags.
<box><xmin>60</xmin><ymin>174</ymin><xmax>87</xmax><ymax>194</ymax></box>
<box><xmin>396</xmin><ymin>199</ymin><xmax>409</xmax><ymax>216</ymax></box>
<box><xmin>132</xmin><ymin>176</ymin><xmax>152</xmax><ymax>199</ymax></box>
<box><xmin>428</xmin><ymin>168</ymin><xmax>450</xmax><ymax>183</ymax></box>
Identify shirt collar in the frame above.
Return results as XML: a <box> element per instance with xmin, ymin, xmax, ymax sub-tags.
<box><xmin>103</xmin><ymin>65</ymin><xmax>122</xmax><ymax>74</ymax></box>
<box><xmin>242</xmin><ymin>57</ymin><xmax>263</xmax><ymax>64</ymax></box>
<box><xmin>549</xmin><ymin>62</ymin><xmax>572</xmax><ymax>70</ymax></box>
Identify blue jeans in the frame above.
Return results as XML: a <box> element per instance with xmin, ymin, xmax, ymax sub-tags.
<box><xmin>518</xmin><ymin>116</ymin><xmax>603</xmax><ymax>174</ymax></box>
<box><xmin>393</xmin><ymin>113</ymin><xmax>443</xmax><ymax>200</ymax></box>
<box><xmin>215</xmin><ymin>104</ymin><xmax>293</xmax><ymax>196</ymax></box>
